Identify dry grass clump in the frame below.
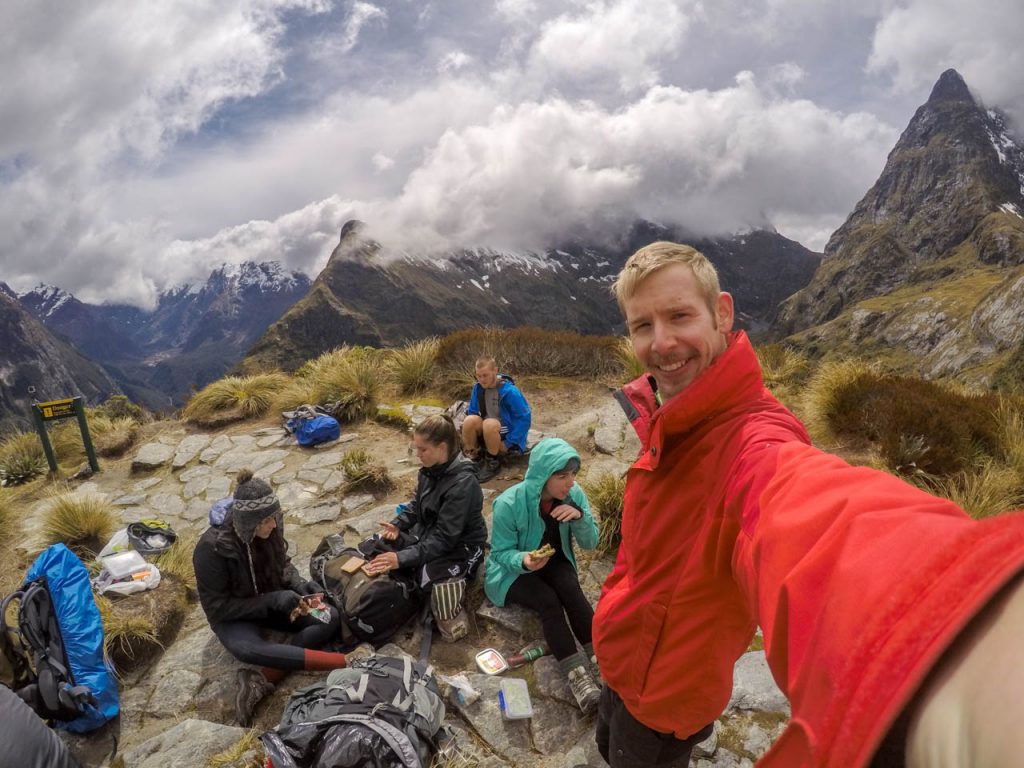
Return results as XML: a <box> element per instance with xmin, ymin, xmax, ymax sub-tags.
<box><xmin>154</xmin><ymin>535</ymin><xmax>198</xmax><ymax>593</ymax></box>
<box><xmin>93</xmin><ymin>394</ymin><xmax>147</xmax><ymax>423</ymax></box>
<box><xmin>340</xmin><ymin>448</ymin><xmax>394</xmax><ymax>494</ymax></box>
<box><xmin>435</xmin><ymin>327</ymin><xmax>624</xmax><ymax>398</ymax></box>
<box><xmin>206</xmin><ymin>728</ymin><xmax>264</xmax><ymax>768</ymax></box>
<box><xmin>926</xmin><ymin>461</ymin><xmax>1024</xmax><ymax>520</ymax></box>
<box><xmin>390</xmin><ymin>337</ymin><xmax>440</xmax><ymax>395</ymax></box>
<box><xmin>184</xmin><ymin>373</ymin><xmax>291</xmax><ymax>425</ymax></box>
<box><xmin>801</xmin><ymin>358</ymin><xmax>879</xmax><ymax>442</ymax></box>
<box><xmin>312</xmin><ymin>353</ymin><xmax>385</xmax><ymax>423</ymax></box>
<box><xmin>818</xmin><ymin>370</ymin><xmax>1003</xmax><ymax>477</ymax></box>
<box><xmin>0</xmin><ymin>432</ymin><xmax>47</xmax><ymax>486</ymax></box>
<box><xmin>375</xmin><ymin>406</ymin><xmax>413</xmax><ymax>432</ymax></box>
<box><xmin>756</xmin><ymin>343</ymin><xmax>811</xmax><ymax>399</ymax></box>
<box><xmin>41</xmin><ymin>491</ymin><xmax>116</xmax><ymax>558</ymax></box>
<box><xmin>276</xmin><ymin>346</ymin><xmax>387</xmax><ymax>422</ymax></box>
<box><xmin>615</xmin><ymin>337</ymin><xmax>646</xmax><ymax>382</ymax></box>
<box><xmin>582</xmin><ymin>472</ymin><xmax>627</xmax><ymax>556</ymax></box>
<box><xmin>91</xmin><ymin>415</ymin><xmax>140</xmax><ymax>458</ymax></box>
<box><xmin>94</xmin><ymin>593</ymin><xmax>161</xmax><ymax>673</ymax></box>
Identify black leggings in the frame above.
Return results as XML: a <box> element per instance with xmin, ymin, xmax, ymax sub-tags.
<box><xmin>504</xmin><ymin>556</ymin><xmax>593</xmax><ymax>660</ymax></box>
<box><xmin>213</xmin><ymin>606</ymin><xmax>342</xmax><ymax>670</ymax></box>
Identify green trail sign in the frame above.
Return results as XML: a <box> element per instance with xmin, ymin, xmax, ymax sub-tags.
<box><xmin>31</xmin><ymin>396</ymin><xmax>99</xmax><ymax>474</ymax></box>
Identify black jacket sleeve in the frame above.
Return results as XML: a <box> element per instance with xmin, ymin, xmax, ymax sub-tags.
<box><xmin>396</xmin><ymin>474</ymin><xmax>483</xmax><ymax>569</ymax></box>
<box><xmin>193</xmin><ymin>536</ymin><xmax>284</xmax><ymax>624</ymax></box>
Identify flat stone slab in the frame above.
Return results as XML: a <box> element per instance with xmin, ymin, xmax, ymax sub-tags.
<box><xmin>258</xmin><ymin>434</ymin><xmax>289</xmax><ymax>448</ymax></box>
<box><xmin>214</xmin><ymin>447</ymin><xmax>290</xmax><ymax>473</ymax></box>
<box><xmin>133</xmin><ymin>477</ymin><xmax>163</xmax><ymax>491</ymax></box>
<box><xmin>288</xmin><ymin>501</ymin><xmax>340</xmax><ymax>526</ymax></box>
<box><xmin>132</xmin><ymin>442</ymin><xmax>175</xmax><ymax>472</ymax></box>
<box><xmin>476</xmin><ymin>601</ymin><xmax>540</xmax><ymax>637</ymax></box>
<box><xmin>198</xmin><ymin>434</ymin><xmax>233</xmax><ymax>463</ymax></box>
<box><xmin>301</xmin><ymin>450</ymin><xmax>344</xmax><ymax>470</ymax></box>
<box><xmin>172</xmin><ymin>434</ymin><xmax>211</xmax><ymax>469</ymax></box>
<box><xmin>728</xmin><ymin>651</ymin><xmax>788</xmax><ymax>714</ymax></box>
<box><xmin>120</xmin><ymin>718</ymin><xmax>254</xmax><ymax>768</ymax></box>
<box><xmin>342</xmin><ymin>503</ymin><xmax>394</xmax><ymax>541</ymax></box>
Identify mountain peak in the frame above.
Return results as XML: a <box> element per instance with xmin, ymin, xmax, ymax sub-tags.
<box><xmin>927</xmin><ymin>69</ymin><xmax>974</xmax><ymax>105</ymax></box>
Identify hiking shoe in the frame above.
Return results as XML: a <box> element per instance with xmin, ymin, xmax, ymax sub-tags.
<box><xmin>437</xmin><ymin>609</ymin><xmax>469</xmax><ymax>643</ymax></box>
<box><xmin>476</xmin><ymin>456</ymin><xmax>501</xmax><ymax>483</ymax></box>
<box><xmin>234</xmin><ymin>668</ymin><xmax>274</xmax><ymax>727</ymax></box>
<box><xmin>566</xmin><ymin>664</ymin><xmax>601</xmax><ymax>714</ymax></box>
<box><xmin>589</xmin><ymin>653</ymin><xmax>603</xmax><ymax>687</ymax></box>
<box><xmin>345</xmin><ymin>642</ymin><xmax>376</xmax><ymax>665</ymax></box>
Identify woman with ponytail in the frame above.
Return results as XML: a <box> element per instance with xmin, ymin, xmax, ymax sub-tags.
<box><xmin>193</xmin><ymin>469</ymin><xmax>353</xmax><ymax>726</ymax></box>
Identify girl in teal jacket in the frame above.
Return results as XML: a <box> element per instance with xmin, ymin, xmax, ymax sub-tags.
<box><xmin>484</xmin><ymin>438</ymin><xmax>601</xmax><ymax>712</ymax></box>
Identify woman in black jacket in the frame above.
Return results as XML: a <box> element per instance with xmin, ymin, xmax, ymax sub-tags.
<box><xmin>193</xmin><ymin>469</ymin><xmax>352</xmax><ymax>726</ymax></box>
<box><xmin>364</xmin><ymin>414</ymin><xmax>486</xmax><ymax>641</ymax></box>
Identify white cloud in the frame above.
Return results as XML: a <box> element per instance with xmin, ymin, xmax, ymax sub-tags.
<box><xmin>372</xmin><ymin>152</ymin><xmax>396</xmax><ymax>171</ymax></box>
<box><xmin>868</xmin><ymin>0</ymin><xmax>1024</xmax><ymax>125</ymax></box>
<box><xmin>527</xmin><ymin>0</ymin><xmax>692</xmax><ymax>94</ymax></box>
<box><xmin>439</xmin><ymin>50</ymin><xmax>472</xmax><ymax>73</ymax></box>
<box><xmin>339</xmin><ymin>1</ymin><xmax>388</xmax><ymax>54</ymax></box>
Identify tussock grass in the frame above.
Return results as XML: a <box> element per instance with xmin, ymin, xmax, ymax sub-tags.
<box><xmin>340</xmin><ymin>448</ymin><xmax>394</xmax><ymax>494</ymax></box>
<box><xmin>155</xmin><ymin>535</ymin><xmax>198</xmax><ymax>593</ymax></box>
<box><xmin>435</xmin><ymin>327</ymin><xmax>624</xmax><ymax>398</ymax></box>
<box><xmin>582</xmin><ymin>472</ymin><xmax>627</xmax><ymax>556</ymax></box>
<box><xmin>41</xmin><ymin>490</ymin><xmax>116</xmax><ymax>558</ymax></box>
<box><xmin>927</xmin><ymin>461</ymin><xmax>1024</xmax><ymax>520</ymax></box>
<box><xmin>274</xmin><ymin>346</ymin><xmax>388</xmax><ymax>421</ymax></box>
<box><xmin>0</xmin><ymin>432</ymin><xmax>47</xmax><ymax>486</ymax></box>
<box><xmin>184</xmin><ymin>373</ymin><xmax>291</xmax><ymax>425</ymax></box>
<box><xmin>616</xmin><ymin>337</ymin><xmax>646</xmax><ymax>381</ymax></box>
<box><xmin>756</xmin><ymin>343</ymin><xmax>811</xmax><ymax>392</ymax></box>
<box><xmin>206</xmin><ymin>729</ymin><xmax>263</xmax><ymax>768</ymax></box>
<box><xmin>95</xmin><ymin>594</ymin><xmax>161</xmax><ymax>673</ymax></box>
<box><xmin>995</xmin><ymin>398</ymin><xmax>1024</xmax><ymax>480</ymax></box>
<box><xmin>93</xmin><ymin>394</ymin><xmax>147</xmax><ymax>423</ymax></box>
<box><xmin>92</xmin><ymin>415</ymin><xmax>140</xmax><ymax>458</ymax></box>
<box><xmin>390</xmin><ymin>337</ymin><xmax>440</xmax><ymax>394</ymax></box>
<box><xmin>375</xmin><ymin>406</ymin><xmax>413</xmax><ymax>431</ymax></box>
<box><xmin>312</xmin><ymin>353</ymin><xmax>385</xmax><ymax>423</ymax></box>
<box><xmin>801</xmin><ymin>358</ymin><xmax>879</xmax><ymax>443</ymax></box>
<box><xmin>813</xmin><ymin>368</ymin><xmax>1003</xmax><ymax>477</ymax></box>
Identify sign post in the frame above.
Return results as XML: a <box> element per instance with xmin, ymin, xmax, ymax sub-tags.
<box><xmin>31</xmin><ymin>397</ymin><xmax>99</xmax><ymax>474</ymax></box>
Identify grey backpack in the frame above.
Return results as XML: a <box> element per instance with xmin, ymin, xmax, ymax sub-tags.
<box><xmin>261</xmin><ymin>655</ymin><xmax>446</xmax><ymax>768</ymax></box>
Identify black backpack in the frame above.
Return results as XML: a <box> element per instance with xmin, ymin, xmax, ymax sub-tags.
<box><xmin>261</xmin><ymin>655</ymin><xmax>446</xmax><ymax>768</ymax></box>
<box><xmin>1</xmin><ymin>579</ymin><xmax>99</xmax><ymax>722</ymax></box>
<box><xmin>310</xmin><ymin>535</ymin><xmax>421</xmax><ymax>645</ymax></box>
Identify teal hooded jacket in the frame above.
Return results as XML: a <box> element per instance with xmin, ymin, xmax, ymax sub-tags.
<box><xmin>484</xmin><ymin>438</ymin><xmax>598</xmax><ymax>606</ymax></box>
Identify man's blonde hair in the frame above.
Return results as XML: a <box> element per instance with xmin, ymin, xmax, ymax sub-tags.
<box><xmin>613</xmin><ymin>241</ymin><xmax>721</xmax><ymax>315</ymax></box>
<box><xmin>474</xmin><ymin>355</ymin><xmax>497</xmax><ymax>369</ymax></box>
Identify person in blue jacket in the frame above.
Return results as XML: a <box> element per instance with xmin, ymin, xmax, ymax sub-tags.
<box><xmin>462</xmin><ymin>355</ymin><xmax>531</xmax><ymax>482</ymax></box>
<box><xmin>484</xmin><ymin>438</ymin><xmax>601</xmax><ymax>714</ymax></box>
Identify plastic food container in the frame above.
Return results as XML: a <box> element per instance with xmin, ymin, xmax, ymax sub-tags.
<box><xmin>100</xmin><ymin>550</ymin><xmax>149</xmax><ymax>580</ymax></box>
<box><xmin>498</xmin><ymin>678</ymin><xmax>533</xmax><ymax>720</ymax></box>
<box><xmin>475</xmin><ymin>648</ymin><xmax>508</xmax><ymax>675</ymax></box>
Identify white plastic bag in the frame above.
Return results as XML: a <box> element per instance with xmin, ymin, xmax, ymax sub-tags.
<box><xmin>97</xmin><ymin>528</ymin><xmax>132</xmax><ymax>559</ymax></box>
<box><xmin>94</xmin><ymin>550</ymin><xmax>162</xmax><ymax>596</ymax></box>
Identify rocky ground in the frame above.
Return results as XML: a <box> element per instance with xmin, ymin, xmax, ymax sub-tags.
<box><xmin>16</xmin><ymin>378</ymin><xmax>788</xmax><ymax>767</ymax></box>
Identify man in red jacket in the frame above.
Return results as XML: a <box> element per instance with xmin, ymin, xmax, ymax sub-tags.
<box><xmin>590</xmin><ymin>241</ymin><xmax>1024</xmax><ymax>767</ymax></box>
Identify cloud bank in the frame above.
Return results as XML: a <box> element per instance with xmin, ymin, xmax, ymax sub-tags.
<box><xmin>1</xmin><ymin>0</ymin><xmax>1021</xmax><ymax>306</ymax></box>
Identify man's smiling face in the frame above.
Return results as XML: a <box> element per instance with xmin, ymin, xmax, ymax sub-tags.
<box><xmin>624</xmin><ymin>262</ymin><xmax>734</xmax><ymax>403</ymax></box>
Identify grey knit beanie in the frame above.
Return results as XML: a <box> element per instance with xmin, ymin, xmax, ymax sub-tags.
<box><xmin>230</xmin><ymin>469</ymin><xmax>281</xmax><ymax>542</ymax></box>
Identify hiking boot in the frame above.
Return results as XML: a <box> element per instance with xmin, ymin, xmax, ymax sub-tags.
<box><xmin>234</xmin><ymin>668</ymin><xmax>274</xmax><ymax>727</ymax></box>
<box><xmin>566</xmin><ymin>664</ymin><xmax>601</xmax><ymax>714</ymax></box>
<box><xmin>345</xmin><ymin>642</ymin><xmax>376</xmax><ymax>665</ymax></box>
<box><xmin>476</xmin><ymin>455</ymin><xmax>501</xmax><ymax>483</ymax></box>
<box><xmin>436</xmin><ymin>609</ymin><xmax>469</xmax><ymax>643</ymax></box>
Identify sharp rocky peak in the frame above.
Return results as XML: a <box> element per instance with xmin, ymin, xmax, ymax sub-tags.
<box><xmin>927</xmin><ymin>68</ymin><xmax>974</xmax><ymax>105</ymax></box>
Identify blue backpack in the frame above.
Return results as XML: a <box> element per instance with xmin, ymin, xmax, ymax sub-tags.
<box><xmin>292</xmin><ymin>414</ymin><xmax>341</xmax><ymax>446</ymax></box>
<box><xmin>0</xmin><ymin>544</ymin><xmax>120</xmax><ymax>733</ymax></box>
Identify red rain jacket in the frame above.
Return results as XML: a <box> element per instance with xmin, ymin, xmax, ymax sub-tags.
<box><xmin>593</xmin><ymin>331</ymin><xmax>1024</xmax><ymax>766</ymax></box>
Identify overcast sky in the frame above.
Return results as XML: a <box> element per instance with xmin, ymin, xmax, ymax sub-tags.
<box><xmin>2</xmin><ymin>0</ymin><xmax>1022</xmax><ymax>307</ymax></box>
